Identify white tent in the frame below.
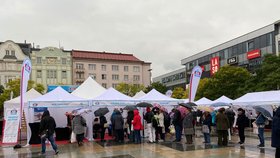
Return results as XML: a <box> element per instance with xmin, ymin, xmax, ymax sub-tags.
<box><xmin>233</xmin><ymin>90</ymin><xmax>280</xmax><ymax>105</ymax></box>
<box><xmin>28</xmin><ymin>87</ymin><xmax>92</xmax><ymax>141</ymax></box>
<box><xmin>195</xmin><ymin>97</ymin><xmax>213</xmax><ymax>106</ymax></box>
<box><xmin>213</xmin><ymin>95</ymin><xmax>233</xmax><ymax>104</ymax></box>
<box><xmin>3</xmin><ymin>88</ymin><xmax>42</xmax><ymax>142</ymax></box>
<box><xmin>138</xmin><ymin>89</ymin><xmax>181</xmax><ymax>106</ymax></box>
<box><xmin>71</xmin><ymin>77</ymin><xmax>106</xmax><ymax>99</ymax></box>
<box><xmin>133</xmin><ymin>90</ymin><xmax>146</xmax><ymax>99</ymax></box>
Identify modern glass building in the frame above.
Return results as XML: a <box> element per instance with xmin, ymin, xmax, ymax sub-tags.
<box><xmin>181</xmin><ymin>20</ymin><xmax>280</xmax><ymax>83</ymax></box>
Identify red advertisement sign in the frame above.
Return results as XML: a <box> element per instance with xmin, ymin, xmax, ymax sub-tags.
<box><xmin>210</xmin><ymin>57</ymin><xmax>219</xmax><ymax>76</ymax></box>
<box><xmin>247</xmin><ymin>49</ymin><xmax>261</xmax><ymax>60</ymax></box>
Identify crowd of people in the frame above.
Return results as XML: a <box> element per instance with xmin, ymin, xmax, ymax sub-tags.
<box><xmin>38</xmin><ymin>105</ymin><xmax>280</xmax><ymax>157</ymax></box>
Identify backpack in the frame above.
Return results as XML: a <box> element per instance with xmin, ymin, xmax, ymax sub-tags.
<box><xmin>152</xmin><ymin>117</ymin><xmax>158</xmax><ymax>128</ymax></box>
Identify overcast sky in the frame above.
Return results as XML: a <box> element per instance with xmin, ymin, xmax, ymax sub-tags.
<box><xmin>1</xmin><ymin>0</ymin><xmax>280</xmax><ymax>78</ymax></box>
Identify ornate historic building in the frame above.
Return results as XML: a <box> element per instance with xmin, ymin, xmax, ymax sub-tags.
<box><xmin>0</xmin><ymin>40</ymin><xmax>31</xmax><ymax>87</ymax></box>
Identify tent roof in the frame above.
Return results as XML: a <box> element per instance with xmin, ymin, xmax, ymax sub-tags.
<box><xmin>5</xmin><ymin>88</ymin><xmax>42</xmax><ymax>104</ymax></box>
<box><xmin>195</xmin><ymin>97</ymin><xmax>213</xmax><ymax>105</ymax></box>
<box><xmin>71</xmin><ymin>77</ymin><xmax>106</xmax><ymax>99</ymax></box>
<box><xmin>93</xmin><ymin>87</ymin><xmax>134</xmax><ymax>100</ymax></box>
<box><xmin>30</xmin><ymin>86</ymin><xmax>86</xmax><ymax>102</ymax></box>
<box><xmin>138</xmin><ymin>89</ymin><xmax>177</xmax><ymax>101</ymax></box>
<box><xmin>233</xmin><ymin>90</ymin><xmax>280</xmax><ymax>105</ymax></box>
<box><xmin>133</xmin><ymin>90</ymin><xmax>146</xmax><ymax>98</ymax></box>
<box><xmin>213</xmin><ymin>95</ymin><xmax>233</xmax><ymax>103</ymax></box>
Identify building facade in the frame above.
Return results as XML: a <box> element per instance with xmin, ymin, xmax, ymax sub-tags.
<box><xmin>72</xmin><ymin>50</ymin><xmax>151</xmax><ymax>88</ymax></box>
<box><xmin>31</xmin><ymin>47</ymin><xmax>72</xmax><ymax>89</ymax></box>
<box><xmin>0</xmin><ymin>40</ymin><xmax>31</xmax><ymax>87</ymax></box>
<box><xmin>181</xmin><ymin>20</ymin><xmax>280</xmax><ymax>83</ymax></box>
<box><xmin>153</xmin><ymin>68</ymin><xmax>186</xmax><ymax>90</ymax></box>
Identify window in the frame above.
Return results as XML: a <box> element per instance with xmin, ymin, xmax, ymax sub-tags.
<box><xmin>112</xmin><ymin>83</ymin><xmax>118</xmax><ymax>88</ymax></box>
<box><xmin>124</xmin><ymin>66</ymin><xmax>129</xmax><ymax>72</ymax></box>
<box><xmin>248</xmin><ymin>41</ymin><xmax>254</xmax><ymax>51</ymax></box>
<box><xmin>47</xmin><ymin>70</ymin><xmax>57</xmax><ymax>78</ymax></box>
<box><xmin>260</xmin><ymin>35</ymin><xmax>267</xmax><ymax>48</ymax></box>
<box><xmin>133</xmin><ymin>66</ymin><xmax>140</xmax><ymax>72</ymax></box>
<box><xmin>5</xmin><ymin>50</ymin><xmax>9</xmax><ymax>55</ymax></box>
<box><xmin>102</xmin><ymin>83</ymin><xmax>107</xmax><ymax>88</ymax></box>
<box><xmin>62</xmin><ymin>71</ymin><xmax>67</xmax><ymax>78</ymax></box>
<box><xmin>102</xmin><ymin>74</ymin><xmax>107</xmax><ymax>80</ymax></box>
<box><xmin>112</xmin><ymin>74</ymin><xmax>119</xmax><ymax>80</ymax></box>
<box><xmin>88</xmin><ymin>64</ymin><xmax>96</xmax><ymax>70</ymax></box>
<box><xmin>124</xmin><ymin>75</ymin><xmax>129</xmax><ymax>81</ymax></box>
<box><xmin>76</xmin><ymin>63</ymin><xmax>84</xmax><ymax>69</ymax></box>
<box><xmin>112</xmin><ymin>65</ymin><xmax>119</xmax><ymax>71</ymax></box>
<box><xmin>62</xmin><ymin>58</ymin><xmax>67</xmax><ymax>64</ymax></box>
<box><xmin>101</xmin><ymin>65</ymin><xmax>106</xmax><ymax>71</ymax></box>
<box><xmin>37</xmin><ymin>57</ymin><xmax>42</xmax><ymax>64</ymax></box>
<box><xmin>76</xmin><ymin>72</ymin><xmax>84</xmax><ymax>79</ymax></box>
<box><xmin>89</xmin><ymin>73</ymin><xmax>96</xmax><ymax>80</ymax></box>
<box><xmin>133</xmin><ymin>75</ymin><xmax>140</xmax><ymax>81</ymax></box>
<box><xmin>37</xmin><ymin>70</ymin><xmax>42</xmax><ymax>78</ymax></box>
<box><xmin>11</xmin><ymin>50</ymin><xmax>15</xmax><ymax>56</ymax></box>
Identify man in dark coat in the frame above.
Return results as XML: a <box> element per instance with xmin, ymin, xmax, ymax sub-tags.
<box><xmin>99</xmin><ymin>115</ymin><xmax>107</xmax><ymax>142</ymax></box>
<box><xmin>236</xmin><ymin>108</ymin><xmax>248</xmax><ymax>145</ymax></box>
<box><xmin>112</xmin><ymin>110</ymin><xmax>124</xmax><ymax>143</ymax></box>
<box><xmin>225</xmin><ymin>108</ymin><xmax>235</xmax><ymax>135</ymax></box>
<box><xmin>39</xmin><ymin>110</ymin><xmax>59</xmax><ymax>155</ymax></box>
<box><xmin>172</xmin><ymin>108</ymin><xmax>182</xmax><ymax>142</ymax></box>
<box><xmin>127</xmin><ymin>110</ymin><xmax>134</xmax><ymax>142</ymax></box>
<box><xmin>216</xmin><ymin>108</ymin><xmax>230</xmax><ymax>146</ymax></box>
<box><xmin>272</xmin><ymin>107</ymin><xmax>280</xmax><ymax>158</ymax></box>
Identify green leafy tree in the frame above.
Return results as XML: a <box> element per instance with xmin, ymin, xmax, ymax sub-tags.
<box><xmin>0</xmin><ymin>79</ymin><xmax>45</xmax><ymax>114</ymax></box>
<box><xmin>116</xmin><ymin>83</ymin><xmax>146</xmax><ymax>97</ymax></box>
<box><xmin>0</xmin><ymin>85</ymin><xmax>4</xmax><ymax>95</ymax></box>
<box><xmin>145</xmin><ymin>81</ymin><xmax>168</xmax><ymax>94</ymax></box>
<box><xmin>171</xmin><ymin>87</ymin><xmax>188</xmax><ymax>99</ymax></box>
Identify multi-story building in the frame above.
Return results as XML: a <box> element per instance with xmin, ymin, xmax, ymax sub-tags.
<box><xmin>0</xmin><ymin>40</ymin><xmax>32</xmax><ymax>87</ymax></box>
<box><xmin>153</xmin><ymin>68</ymin><xmax>186</xmax><ymax>90</ymax></box>
<box><xmin>72</xmin><ymin>50</ymin><xmax>151</xmax><ymax>88</ymax></box>
<box><xmin>181</xmin><ymin>20</ymin><xmax>280</xmax><ymax>83</ymax></box>
<box><xmin>31</xmin><ymin>47</ymin><xmax>72</xmax><ymax>89</ymax></box>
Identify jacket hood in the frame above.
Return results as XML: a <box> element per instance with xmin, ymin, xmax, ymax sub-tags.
<box><xmin>42</xmin><ymin>110</ymin><xmax>50</xmax><ymax>118</ymax></box>
<box><xmin>134</xmin><ymin>110</ymin><xmax>139</xmax><ymax>116</ymax></box>
<box><xmin>275</xmin><ymin>107</ymin><xmax>280</xmax><ymax>117</ymax></box>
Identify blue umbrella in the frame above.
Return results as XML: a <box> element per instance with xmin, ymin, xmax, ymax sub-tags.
<box><xmin>210</xmin><ymin>102</ymin><xmax>231</xmax><ymax>107</ymax></box>
<box><xmin>253</xmin><ymin>106</ymin><xmax>272</xmax><ymax>119</ymax></box>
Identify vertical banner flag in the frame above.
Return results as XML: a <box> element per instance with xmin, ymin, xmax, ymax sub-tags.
<box><xmin>188</xmin><ymin>66</ymin><xmax>202</xmax><ymax>103</ymax></box>
<box><xmin>210</xmin><ymin>57</ymin><xmax>220</xmax><ymax>76</ymax></box>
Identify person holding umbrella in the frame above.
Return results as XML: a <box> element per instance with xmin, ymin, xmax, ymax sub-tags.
<box><xmin>272</xmin><ymin>107</ymin><xmax>280</xmax><ymax>158</ymax></box>
<box><xmin>99</xmin><ymin>115</ymin><xmax>107</xmax><ymax>142</ymax></box>
<box><xmin>172</xmin><ymin>108</ymin><xmax>182</xmax><ymax>142</ymax></box>
<box><xmin>72</xmin><ymin>113</ymin><xmax>87</xmax><ymax>146</ymax></box>
<box><xmin>112</xmin><ymin>110</ymin><xmax>124</xmax><ymax>143</ymax></box>
<box><xmin>201</xmin><ymin>111</ymin><xmax>212</xmax><ymax>144</ymax></box>
<box><xmin>183</xmin><ymin>106</ymin><xmax>194</xmax><ymax>144</ymax></box>
<box><xmin>127</xmin><ymin>110</ymin><xmax>134</xmax><ymax>142</ymax></box>
<box><xmin>144</xmin><ymin>107</ymin><xmax>155</xmax><ymax>143</ymax></box>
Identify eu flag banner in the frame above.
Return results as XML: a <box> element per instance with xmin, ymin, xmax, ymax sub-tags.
<box><xmin>188</xmin><ymin>66</ymin><xmax>202</xmax><ymax>103</ymax></box>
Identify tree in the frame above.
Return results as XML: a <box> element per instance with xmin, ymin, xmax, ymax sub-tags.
<box><xmin>145</xmin><ymin>82</ymin><xmax>168</xmax><ymax>94</ymax></box>
<box><xmin>171</xmin><ymin>87</ymin><xmax>188</xmax><ymax>99</ymax></box>
<box><xmin>0</xmin><ymin>79</ymin><xmax>45</xmax><ymax>114</ymax></box>
<box><xmin>116</xmin><ymin>83</ymin><xmax>146</xmax><ymax>97</ymax></box>
<box><xmin>0</xmin><ymin>85</ymin><xmax>4</xmax><ymax>95</ymax></box>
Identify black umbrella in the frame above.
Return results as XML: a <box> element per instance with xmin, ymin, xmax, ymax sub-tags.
<box><xmin>179</xmin><ymin>102</ymin><xmax>197</xmax><ymax>109</ymax></box>
<box><xmin>94</xmin><ymin>107</ymin><xmax>109</xmax><ymax>116</ymax></box>
<box><xmin>124</xmin><ymin>105</ymin><xmax>138</xmax><ymax>111</ymax></box>
<box><xmin>253</xmin><ymin>106</ymin><xmax>272</xmax><ymax>119</ymax></box>
<box><xmin>136</xmin><ymin>102</ymin><xmax>153</xmax><ymax>108</ymax></box>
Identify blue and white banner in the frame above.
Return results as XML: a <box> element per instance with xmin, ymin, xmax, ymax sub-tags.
<box><xmin>2</xmin><ymin>108</ymin><xmax>20</xmax><ymax>143</ymax></box>
<box><xmin>188</xmin><ymin>66</ymin><xmax>203</xmax><ymax>103</ymax></box>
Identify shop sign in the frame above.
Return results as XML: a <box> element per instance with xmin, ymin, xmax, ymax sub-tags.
<box><xmin>227</xmin><ymin>56</ymin><xmax>238</xmax><ymax>65</ymax></box>
<box><xmin>247</xmin><ymin>49</ymin><xmax>261</xmax><ymax>60</ymax></box>
<box><xmin>210</xmin><ymin>57</ymin><xmax>219</xmax><ymax>76</ymax></box>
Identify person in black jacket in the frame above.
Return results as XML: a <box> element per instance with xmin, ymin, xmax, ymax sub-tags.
<box><xmin>144</xmin><ymin>107</ymin><xmax>155</xmax><ymax>143</ymax></box>
<box><xmin>39</xmin><ymin>110</ymin><xmax>59</xmax><ymax>155</ymax></box>
<box><xmin>112</xmin><ymin>110</ymin><xmax>124</xmax><ymax>143</ymax></box>
<box><xmin>99</xmin><ymin>115</ymin><xmax>107</xmax><ymax>142</ymax></box>
<box><xmin>172</xmin><ymin>108</ymin><xmax>182</xmax><ymax>142</ymax></box>
<box><xmin>272</xmin><ymin>107</ymin><xmax>280</xmax><ymax>158</ymax></box>
<box><xmin>236</xmin><ymin>108</ymin><xmax>247</xmax><ymax>145</ymax></box>
<box><xmin>201</xmin><ymin>111</ymin><xmax>212</xmax><ymax>144</ymax></box>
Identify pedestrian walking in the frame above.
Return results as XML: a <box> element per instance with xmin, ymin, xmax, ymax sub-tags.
<box><xmin>201</xmin><ymin>111</ymin><xmax>212</xmax><ymax>144</ymax></box>
<box><xmin>144</xmin><ymin>107</ymin><xmax>155</xmax><ymax>143</ymax></box>
<box><xmin>39</xmin><ymin>110</ymin><xmax>59</xmax><ymax>155</ymax></box>
<box><xmin>236</xmin><ymin>108</ymin><xmax>248</xmax><ymax>145</ymax></box>
<box><xmin>183</xmin><ymin>108</ymin><xmax>194</xmax><ymax>144</ymax></box>
<box><xmin>132</xmin><ymin>109</ymin><xmax>142</xmax><ymax>144</ymax></box>
<box><xmin>172</xmin><ymin>108</ymin><xmax>182</xmax><ymax>142</ymax></box>
<box><xmin>255</xmin><ymin>111</ymin><xmax>267</xmax><ymax>148</ymax></box>
<box><xmin>216</xmin><ymin>108</ymin><xmax>230</xmax><ymax>146</ymax></box>
<box><xmin>112</xmin><ymin>110</ymin><xmax>124</xmax><ymax>143</ymax></box>
<box><xmin>72</xmin><ymin>114</ymin><xmax>87</xmax><ymax>146</ymax></box>
<box><xmin>272</xmin><ymin>107</ymin><xmax>280</xmax><ymax>158</ymax></box>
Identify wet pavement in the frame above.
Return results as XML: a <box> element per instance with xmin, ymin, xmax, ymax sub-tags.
<box><xmin>0</xmin><ymin>131</ymin><xmax>276</xmax><ymax>158</ymax></box>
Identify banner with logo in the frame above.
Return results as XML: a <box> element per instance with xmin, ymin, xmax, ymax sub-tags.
<box><xmin>188</xmin><ymin>66</ymin><xmax>203</xmax><ymax>103</ymax></box>
<box><xmin>2</xmin><ymin>108</ymin><xmax>20</xmax><ymax>143</ymax></box>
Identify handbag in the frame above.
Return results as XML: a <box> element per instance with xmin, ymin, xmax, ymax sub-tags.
<box><xmin>104</xmin><ymin>123</ymin><xmax>109</xmax><ymax>128</ymax></box>
<box><xmin>169</xmin><ymin>125</ymin><xmax>175</xmax><ymax>134</ymax></box>
<box><xmin>202</xmin><ymin>125</ymin><xmax>209</xmax><ymax>133</ymax></box>
<box><xmin>70</xmin><ymin>132</ymin><xmax>76</xmax><ymax>143</ymax></box>
<box><xmin>40</xmin><ymin>129</ymin><xmax>48</xmax><ymax>139</ymax></box>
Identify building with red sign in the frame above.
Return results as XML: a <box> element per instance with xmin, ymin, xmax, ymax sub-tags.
<box><xmin>180</xmin><ymin>20</ymin><xmax>280</xmax><ymax>83</ymax></box>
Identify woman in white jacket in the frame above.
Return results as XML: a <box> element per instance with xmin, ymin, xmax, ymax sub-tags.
<box><xmin>155</xmin><ymin>109</ymin><xmax>165</xmax><ymax>142</ymax></box>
